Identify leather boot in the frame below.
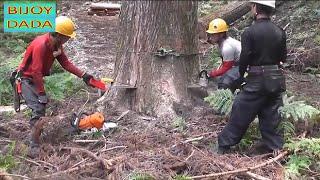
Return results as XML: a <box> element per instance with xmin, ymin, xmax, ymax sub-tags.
<box><xmin>27</xmin><ymin>118</ymin><xmax>45</xmax><ymax>159</ymax></box>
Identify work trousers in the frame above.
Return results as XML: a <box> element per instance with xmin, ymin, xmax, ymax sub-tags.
<box><xmin>21</xmin><ymin>78</ymin><xmax>46</xmax><ymax>127</ymax></box>
<box><xmin>218</xmin><ymin>74</ymin><xmax>284</xmax><ymax>151</ymax></box>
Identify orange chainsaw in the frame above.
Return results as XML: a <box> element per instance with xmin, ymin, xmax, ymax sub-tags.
<box><xmin>71</xmin><ymin>112</ymin><xmax>105</xmax><ymax>131</ymax></box>
<box><xmin>70</xmin><ymin>77</ymin><xmax>113</xmax><ymax>131</ymax></box>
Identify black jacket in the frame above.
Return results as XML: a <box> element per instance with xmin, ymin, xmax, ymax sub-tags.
<box><xmin>239</xmin><ymin>18</ymin><xmax>287</xmax><ymax>77</ymax></box>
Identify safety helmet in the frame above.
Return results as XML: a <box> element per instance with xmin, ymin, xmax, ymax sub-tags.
<box><xmin>55</xmin><ymin>16</ymin><xmax>76</xmax><ymax>38</ymax></box>
<box><xmin>206</xmin><ymin>18</ymin><xmax>228</xmax><ymax>34</ymax></box>
<box><xmin>249</xmin><ymin>0</ymin><xmax>276</xmax><ymax>8</ymax></box>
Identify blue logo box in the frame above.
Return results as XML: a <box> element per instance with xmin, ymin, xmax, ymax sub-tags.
<box><xmin>4</xmin><ymin>1</ymin><xmax>56</xmax><ymax>32</ymax></box>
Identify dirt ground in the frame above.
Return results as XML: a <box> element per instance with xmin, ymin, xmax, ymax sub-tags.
<box><xmin>0</xmin><ymin>1</ymin><xmax>319</xmax><ymax>180</ymax></box>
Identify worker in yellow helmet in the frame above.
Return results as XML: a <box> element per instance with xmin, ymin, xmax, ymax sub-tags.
<box><xmin>11</xmin><ymin>16</ymin><xmax>96</xmax><ymax>158</ymax></box>
<box><xmin>204</xmin><ymin>18</ymin><xmax>242</xmax><ymax>93</ymax></box>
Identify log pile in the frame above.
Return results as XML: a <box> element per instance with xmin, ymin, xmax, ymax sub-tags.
<box><xmin>88</xmin><ymin>3</ymin><xmax>121</xmax><ymax>16</ymax></box>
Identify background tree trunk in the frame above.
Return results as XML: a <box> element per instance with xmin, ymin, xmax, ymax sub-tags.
<box><xmin>101</xmin><ymin>1</ymin><xmax>199</xmax><ymax>118</ymax></box>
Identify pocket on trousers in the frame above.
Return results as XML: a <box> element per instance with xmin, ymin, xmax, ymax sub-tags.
<box><xmin>263</xmin><ymin>74</ymin><xmax>286</xmax><ymax>94</ymax></box>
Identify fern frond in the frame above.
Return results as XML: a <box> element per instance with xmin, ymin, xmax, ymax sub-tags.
<box><xmin>279</xmin><ymin>101</ymin><xmax>320</xmax><ymax>121</ymax></box>
<box><xmin>204</xmin><ymin>89</ymin><xmax>234</xmax><ymax>115</ymax></box>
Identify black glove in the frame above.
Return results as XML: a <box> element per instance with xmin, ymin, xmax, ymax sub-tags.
<box><xmin>38</xmin><ymin>93</ymin><xmax>48</xmax><ymax>104</ymax></box>
<box><xmin>82</xmin><ymin>73</ymin><xmax>93</xmax><ymax>86</ymax></box>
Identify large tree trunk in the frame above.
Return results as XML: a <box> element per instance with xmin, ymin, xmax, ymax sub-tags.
<box><xmin>101</xmin><ymin>1</ymin><xmax>199</xmax><ymax>118</ymax></box>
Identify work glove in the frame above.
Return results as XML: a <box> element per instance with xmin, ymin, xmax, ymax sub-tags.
<box><xmin>38</xmin><ymin>93</ymin><xmax>48</xmax><ymax>104</ymax></box>
<box><xmin>82</xmin><ymin>73</ymin><xmax>93</xmax><ymax>86</ymax></box>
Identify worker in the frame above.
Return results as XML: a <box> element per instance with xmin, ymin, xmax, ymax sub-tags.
<box><xmin>205</xmin><ymin>18</ymin><xmax>242</xmax><ymax>93</ymax></box>
<box><xmin>12</xmin><ymin>16</ymin><xmax>95</xmax><ymax>158</ymax></box>
<box><xmin>217</xmin><ymin>0</ymin><xmax>287</xmax><ymax>154</ymax></box>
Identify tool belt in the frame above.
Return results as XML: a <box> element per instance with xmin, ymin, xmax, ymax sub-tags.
<box><xmin>246</xmin><ymin>65</ymin><xmax>286</xmax><ymax>94</ymax></box>
<box><xmin>248</xmin><ymin>65</ymin><xmax>279</xmax><ymax>74</ymax></box>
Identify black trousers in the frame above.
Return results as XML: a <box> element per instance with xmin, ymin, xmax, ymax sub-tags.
<box><xmin>21</xmin><ymin>79</ymin><xmax>46</xmax><ymax>127</ymax></box>
<box><xmin>218</xmin><ymin>76</ymin><xmax>284</xmax><ymax>150</ymax></box>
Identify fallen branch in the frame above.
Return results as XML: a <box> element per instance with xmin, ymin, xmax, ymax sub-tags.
<box><xmin>246</xmin><ymin>171</ymin><xmax>271</xmax><ymax>180</ymax></box>
<box><xmin>100</xmin><ymin>145</ymin><xmax>127</xmax><ymax>153</ymax></box>
<box><xmin>191</xmin><ymin>151</ymin><xmax>288</xmax><ymax>179</ymax></box>
<box><xmin>183</xmin><ymin>136</ymin><xmax>203</xmax><ymax>143</ymax></box>
<box><xmin>70</xmin><ymin>158</ymin><xmax>88</xmax><ymax>169</ymax></box>
<box><xmin>17</xmin><ymin>156</ymin><xmax>42</xmax><ymax>166</ymax></box>
<box><xmin>73</xmin><ymin>139</ymin><xmax>101</xmax><ymax>143</ymax></box>
<box><xmin>34</xmin><ymin>161</ymin><xmax>100</xmax><ymax>179</ymax></box>
<box><xmin>116</xmin><ymin>110</ymin><xmax>130</xmax><ymax>121</ymax></box>
<box><xmin>0</xmin><ymin>173</ymin><xmax>30</xmax><ymax>179</ymax></box>
<box><xmin>35</xmin><ymin>156</ymin><xmax>124</xmax><ymax>179</ymax></box>
<box><xmin>62</xmin><ymin>147</ymin><xmax>105</xmax><ymax>168</ymax></box>
<box><xmin>185</xmin><ymin>150</ymin><xmax>195</xmax><ymax>161</ymax></box>
<box><xmin>38</xmin><ymin>160</ymin><xmax>58</xmax><ymax>171</ymax></box>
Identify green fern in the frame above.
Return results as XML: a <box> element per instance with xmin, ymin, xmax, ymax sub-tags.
<box><xmin>173</xmin><ymin>175</ymin><xmax>192</xmax><ymax>180</ymax></box>
<box><xmin>129</xmin><ymin>172</ymin><xmax>154</xmax><ymax>180</ymax></box>
<box><xmin>172</xmin><ymin>117</ymin><xmax>187</xmax><ymax>133</ymax></box>
<box><xmin>204</xmin><ymin>89</ymin><xmax>234</xmax><ymax>115</ymax></box>
<box><xmin>285</xmin><ymin>138</ymin><xmax>320</xmax><ymax>157</ymax></box>
<box><xmin>284</xmin><ymin>138</ymin><xmax>320</xmax><ymax>179</ymax></box>
<box><xmin>278</xmin><ymin>121</ymin><xmax>296</xmax><ymax>141</ymax></box>
<box><xmin>279</xmin><ymin>95</ymin><xmax>320</xmax><ymax>122</ymax></box>
<box><xmin>45</xmin><ymin>72</ymin><xmax>85</xmax><ymax>101</ymax></box>
<box><xmin>0</xmin><ymin>141</ymin><xmax>16</xmax><ymax>171</ymax></box>
<box><xmin>285</xmin><ymin>155</ymin><xmax>312</xmax><ymax>179</ymax></box>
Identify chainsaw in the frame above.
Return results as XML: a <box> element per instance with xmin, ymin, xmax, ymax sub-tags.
<box><xmin>198</xmin><ymin>70</ymin><xmax>209</xmax><ymax>87</ymax></box>
<box><xmin>69</xmin><ymin>77</ymin><xmax>112</xmax><ymax>131</ymax></box>
<box><xmin>70</xmin><ymin>112</ymin><xmax>106</xmax><ymax>131</ymax></box>
<box><xmin>10</xmin><ymin>71</ymin><xmax>22</xmax><ymax>112</ymax></box>
<box><xmin>88</xmin><ymin>77</ymin><xmax>114</xmax><ymax>96</ymax></box>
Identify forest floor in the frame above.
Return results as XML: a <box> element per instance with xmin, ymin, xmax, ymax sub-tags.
<box><xmin>0</xmin><ymin>1</ymin><xmax>319</xmax><ymax>179</ymax></box>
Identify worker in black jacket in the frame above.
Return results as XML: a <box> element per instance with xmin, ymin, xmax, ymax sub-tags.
<box><xmin>217</xmin><ymin>0</ymin><xmax>287</xmax><ymax>154</ymax></box>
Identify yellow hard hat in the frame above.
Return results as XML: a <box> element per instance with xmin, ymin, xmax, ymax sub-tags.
<box><xmin>206</xmin><ymin>18</ymin><xmax>228</xmax><ymax>34</ymax></box>
<box><xmin>55</xmin><ymin>16</ymin><xmax>76</xmax><ymax>38</ymax></box>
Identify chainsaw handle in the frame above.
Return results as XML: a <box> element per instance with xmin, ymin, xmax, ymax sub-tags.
<box><xmin>16</xmin><ymin>80</ymin><xmax>22</xmax><ymax>94</ymax></box>
<box><xmin>199</xmin><ymin>70</ymin><xmax>209</xmax><ymax>79</ymax></box>
<box><xmin>89</xmin><ymin>78</ymin><xmax>107</xmax><ymax>91</ymax></box>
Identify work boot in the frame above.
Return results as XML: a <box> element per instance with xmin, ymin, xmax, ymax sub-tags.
<box><xmin>246</xmin><ymin>142</ymin><xmax>273</xmax><ymax>157</ymax></box>
<box><xmin>27</xmin><ymin>118</ymin><xmax>45</xmax><ymax>159</ymax></box>
<box><xmin>212</xmin><ymin>142</ymin><xmax>231</xmax><ymax>155</ymax></box>
<box><xmin>217</xmin><ymin>146</ymin><xmax>231</xmax><ymax>154</ymax></box>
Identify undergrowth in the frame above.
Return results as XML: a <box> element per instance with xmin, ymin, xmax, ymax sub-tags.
<box><xmin>284</xmin><ymin>138</ymin><xmax>320</xmax><ymax>179</ymax></box>
<box><xmin>129</xmin><ymin>172</ymin><xmax>155</xmax><ymax>180</ymax></box>
<box><xmin>205</xmin><ymin>89</ymin><xmax>320</xmax><ymax>178</ymax></box>
<box><xmin>0</xmin><ymin>141</ymin><xmax>16</xmax><ymax>171</ymax></box>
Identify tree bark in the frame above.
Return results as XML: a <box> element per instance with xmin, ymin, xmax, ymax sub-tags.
<box><xmin>102</xmin><ymin>1</ymin><xmax>199</xmax><ymax>118</ymax></box>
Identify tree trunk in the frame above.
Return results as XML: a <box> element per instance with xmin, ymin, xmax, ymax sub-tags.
<box><xmin>102</xmin><ymin>1</ymin><xmax>199</xmax><ymax>118</ymax></box>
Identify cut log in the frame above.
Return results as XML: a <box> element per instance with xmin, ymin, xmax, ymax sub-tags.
<box><xmin>198</xmin><ymin>2</ymin><xmax>250</xmax><ymax>40</ymax></box>
<box><xmin>198</xmin><ymin>1</ymin><xmax>285</xmax><ymax>40</ymax></box>
<box><xmin>0</xmin><ymin>105</ymin><xmax>27</xmax><ymax>114</ymax></box>
<box><xmin>90</xmin><ymin>3</ymin><xmax>121</xmax><ymax>10</ymax></box>
<box><xmin>88</xmin><ymin>3</ymin><xmax>121</xmax><ymax>16</ymax></box>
